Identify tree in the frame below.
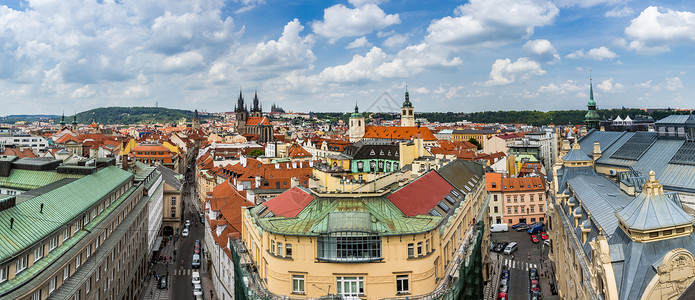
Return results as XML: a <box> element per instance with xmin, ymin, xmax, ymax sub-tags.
<box><xmin>247</xmin><ymin>149</ymin><xmax>265</xmax><ymax>157</ymax></box>
<box><xmin>468</xmin><ymin>138</ymin><xmax>482</xmax><ymax>150</ymax></box>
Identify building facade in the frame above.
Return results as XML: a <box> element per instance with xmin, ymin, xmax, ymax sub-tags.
<box><xmin>240</xmin><ymin>160</ymin><xmax>489</xmax><ymax>299</ymax></box>
<box><xmin>0</xmin><ymin>165</ymin><xmax>156</xmax><ymax>300</ymax></box>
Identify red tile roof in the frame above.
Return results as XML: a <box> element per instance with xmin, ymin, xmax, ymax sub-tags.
<box><xmin>486</xmin><ymin>172</ymin><xmax>502</xmax><ymax>192</ymax></box>
<box><xmin>287</xmin><ymin>143</ymin><xmax>312</xmax><ymax>158</ymax></box>
<box><xmin>387</xmin><ymin>171</ymin><xmax>455</xmax><ymax>216</ymax></box>
<box><xmin>501</xmin><ymin>176</ymin><xmax>545</xmax><ymax>192</ymax></box>
<box><xmin>263</xmin><ymin>187</ymin><xmax>314</xmax><ymax>218</ymax></box>
<box><xmin>363</xmin><ymin>126</ymin><xmax>437</xmax><ymax>141</ymax></box>
<box><xmin>246</xmin><ymin>117</ymin><xmax>271</xmax><ymax>126</ymax></box>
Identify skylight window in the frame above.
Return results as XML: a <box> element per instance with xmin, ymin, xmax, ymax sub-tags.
<box><xmin>438</xmin><ymin>202</ymin><xmax>450</xmax><ymax>212</ymax></box>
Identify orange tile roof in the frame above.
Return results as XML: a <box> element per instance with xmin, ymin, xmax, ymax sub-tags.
<box><xmin>287</xmin><ymin>143</ymin><xmax>312</xmax><ymax>158</ymax></box>
<box><xmin>486</xmin><ymin>172</ymin><xmax>502</xmax><ymax>191</ymax></box>
<box><xmin>246</xmin><ymin>117</ymin><xmax>271</xmax><ymax>126</ymax></box>
<box><xmin>501</xmin><ymin>176</ymin><xmax>545</xmax><ymax>192</ymax></box>
<box><xmin>363</xmin><ymin>126</ymin><xmax>437</xmax><ymax>141</ymax></box>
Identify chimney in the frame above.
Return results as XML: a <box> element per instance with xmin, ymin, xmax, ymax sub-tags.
<box><xmin>40</xmin><ymin>203</ymin><xmax>44</xmax><ymax>214</ymax></box>
<box><xmin>291</xmin><ymin>177</ymin><xmax>300</xmax><ymax>188</ymax></box>
<box><xmin>592</xmin><ymin>141</ymin><xmax>602</xmax><ymax>161</ymax></box>
<box><xmin>10</xmin><ymin>218</ymin><xmax>14</xmax><ymax>229</ymax></box>
<box><xmin>559</xmin><ymin>139</ymin><xmax>571</xmax><ymax>157</ymax></box>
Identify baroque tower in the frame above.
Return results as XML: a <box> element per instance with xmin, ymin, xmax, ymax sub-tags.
<box><xmin>401</xmin><ymin>85</ymin><xmax>415</xmax><ymax>127</ymax></box>
<box><xmin>349</xmin><ymin>103</ymin><xmax>365</xmax><ymax>142</ymax></box>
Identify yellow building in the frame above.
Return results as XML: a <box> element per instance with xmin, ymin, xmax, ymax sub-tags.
<box><xmin>241</xmin><ymin>160</ymin><xmax>489</xmax><ymax>299</ymax></box>
<box><xmin>451</xmin><ymin>129</ymin><xmax>499</xmax><ymax>148</ymax></box>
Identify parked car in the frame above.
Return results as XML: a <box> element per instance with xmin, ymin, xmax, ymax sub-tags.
<box><xmin>193</xmin><ymin>283</ymin><xmax>203</xmax><ymax>296</ymax></box>
<box><xmin>540</xmin><ymin>232</ymin><xmax>549</xmax><ymax>240</ymax></box>
<box><xmin>503</xmin><ymin>242</ymin><xmax>518</xmax><ymax>255</ymax></box>
<box><xmin>515</xmin><ymin>225</ymin><xmax>530</xmax><ymax>232</ymax></box>
<box><xmin>497</xmin><ymin>292</ymin><xmax>508</xmax><ymax>300</ymax></box>
<box><xmin>529</xmin><ymin>268</ymin><xmax>539</xmax><ymax>280</ymax></box>
<box><xmin>530</xmin><ymin>291</ymin><xmax>542</xmax><ymax>300</ymax></box>
<box><xmin>491</xmin><ymin>223</ymin><xmax>509</xmax><ymax>232</ymax></box>
<box><xmin>544</xmin><ymin>239</ymin><xmax>551</xmax><ymax>247</ymax></box>
<box><xmin>511</xmin><ymin>222</ymin><xmax>527</xmax><ymax>229</ymax></box>
<box><xmin>185</xmin><ymin>220</ymin><xmax>191</xmax><ymax>227</ymax></box>
<box><xmin>192</xmin><ymin>254</ymin><xmax>201</xmax><ymax>269</ymax></box>
<box><xmin>531</xmin><ymin>235</ymin><xmax>540</xmax><ymax>243</ymax></box>
<box><xmin>494</xmin><ymin>242</ymin><xmax>509</xmax><ymax>253</ymax></box>
<box><xmin>158</xmin><ymin>276</ymin><xmax>167</xmax><ymax>289</ymax></box>
<box><xmin>530</xmin><ymin>279</ymin><xmax>541</xmax><ymax>292</ymax></box>
<box><xmin>527</xmin><ymin>223</ymin><xmax>543</xmax><ymax>235</ymax></box>
<box><xmin>499</xmin><ymin>282</ymin><xmax>508</xmax><ymax>293</ymax></box>
<box><xmin>191</xmin><ymin>271</ymin><xmax>201</xmax><ymax>286</ymax></box>
<box><xmin>182</xmin><ymin>228</ymin><xmax>189</xmax><ymax>237</ymax></box>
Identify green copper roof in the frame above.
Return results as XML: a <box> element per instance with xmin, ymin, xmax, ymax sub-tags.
<box><xmin>0</xmin><ymin>166</ymin><xmax>133</xmax><ymax>262</ymax></box>
<box><xmin>588</xmin><ymin>79</ymin><xmax>596</xmax><ymax>107</ymax></box>
<box><xmin>403</xmin><ymin>90</ymin><xmax>412</xmax><ymax>108</ymax></box>
<box><xmin>0</xmin><ymin>169</ymin><xmax>83</xmax><ymax>191</ymax></box>
<box><xmin>253</xmin><ymin>196</ymin><xmax>442</xmax><ymax>236</ymax></box>
<box><xmin>351</xmin><ymin>103</ymin><xmax>363</xmax><ymax>118</ymax></box>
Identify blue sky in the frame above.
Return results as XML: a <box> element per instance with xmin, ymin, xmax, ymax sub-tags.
<box><xmin>1</xmin><ymin>0</ymin><xmax>693</xmax><ymax>115</ymax></box>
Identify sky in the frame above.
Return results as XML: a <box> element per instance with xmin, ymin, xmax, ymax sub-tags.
<box><xmin>1</xmin><ymin>0</ymin><xmax>694</xmax><ymax>116</ymax></box>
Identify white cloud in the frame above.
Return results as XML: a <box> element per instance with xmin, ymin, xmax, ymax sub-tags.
<box><xmin>485</xmin><ymin>57</ymin><xmax>545</xmax><ymax>86</ymax></box>
<box><xmin>665</xmin><ymin>77</ymin><xmax>683</xmax><ymax>91</ymax></box>
<box><xmin>523</xmin><ymin>39</ymin><xmax>560</xmax><ymax>63</ymax></box>
<box><xmin>605</xmin><ymin>6</ymin><xmax>634</xmax><ymax>17</ymax></box>
<box><xmin>242</xmin><ymin>19</ymin><xmax>316</xmax><ymax>74</ymax></box>
<box><xmin>312</xmin><ymin>3</ymin><xmax>400</xmax><ymax>43</ymax></box>
<box><xmin>382</xmin><ymin>34</ymin><xmax>409</xmax><ymax>48</ymax></box>
<box><xmin>566</xmin><ymin>46</ymin><xmax>618</xmax><ymax>60</ymax></box>
<box><xmin>596</xmin><ymin>78</ymin><xmax>625</xmax><ymax>93</ymax></box>
<box><xmin>425</xmin><ymin>0</ymin><xmax>558</xmax><ymax>48</ymax></box>
<box><xmin>319</xmin><ymin>47</ymin><xmax>388</xmax><ymax>83</ymax></box>
<box><xmin>348</xmin><ymin>0</ymin><xmax>385</xmax><ymax>6</ymax></box>
<box><xmin>232</xmin><ymin>0</ymin><xmax>265</xmax><ymax>13</ymax></box>
<box><xmin>625</xmin><ymin>6</ymin><xmax>695</xmax><ymax>54</ymax></box>
<box><xmin>346</xmin><ymin>37</ymin><xmax>372</xmax><ymax>49</ymax></box>
<box><xmin>159</xmin><ymin>51</ymin><xmax>206</xmax><ymax>73</ymax></box>
<box><xmin>537</xmin><ymin>80</ymin><xmax>583</xmax><ymax>94</ymax></box>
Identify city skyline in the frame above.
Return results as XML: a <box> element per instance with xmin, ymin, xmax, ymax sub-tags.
<box><xmin>1</xmin><ymin>0</ymin><xmax>693</xmax><ymax>115</ymax></box>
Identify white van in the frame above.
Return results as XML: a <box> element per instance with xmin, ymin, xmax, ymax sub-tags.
<box><xmin>490</xmin><ymin>223</ymin><xmax>509</xmax><ymax>233</ymax></box>
<box><xmin>191</xmin><ymin>271</ymin><xmax>201</xmax><ymax>286</ymax></box>
<box><xmin>192</xmin><ymin>254</ymin><xmax>201</xmax><ymax>269</ymax></box>
<box><xmin>503</xmin><ymin>242</ymin><xmax>518</xmax><ymax>255</ymax></box>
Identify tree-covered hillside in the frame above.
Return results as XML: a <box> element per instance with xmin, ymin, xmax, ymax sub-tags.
<box><xmin>66</xmin><ymin>107</ymin><xmax>212</xmax><ymax>125</ymax></box>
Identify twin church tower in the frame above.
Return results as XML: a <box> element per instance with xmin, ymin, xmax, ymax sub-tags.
<box><xmin>349</xmin><ymin>87</ymin><xmax>416</xmax><ymax>142</ymax></box>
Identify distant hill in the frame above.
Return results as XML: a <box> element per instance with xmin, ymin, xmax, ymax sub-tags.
<box><xmin>0</xmin><ymin>114</ymin><xmax>60</xmax><ymax>124</ymax></box>
<box><xmin>68</xmin><ymin>107</ymin><xmax>213</xmax><ymax>125</ymax></box>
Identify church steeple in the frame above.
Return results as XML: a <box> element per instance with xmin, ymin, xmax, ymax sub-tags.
<box><xmin>401</xmin><ymin>84</ymin><xmax>415</xmax><ymax>127</ymax></box>
<box><xmin>403</xmin><ymin>84</ymin><xmax>412</xmax><ymax>108</ymax></box>
<box><xmin>584</xmin><ymin>74</ymin><xmax>600</xmax><ymax>130</ymax></box>
<box><xmin>252</xmin><ymin>90</ymin><xmax>260</xmax><ymax>111</ymax></box>
<box><xmin>236</xmin><ymin>90</ymin><xmax>245</xmax><ymax>112</ymax></box>
<box><xmin>60</xmin><ymin>111</ymin><xmax>66</xmax><ymax>127</ymax></box>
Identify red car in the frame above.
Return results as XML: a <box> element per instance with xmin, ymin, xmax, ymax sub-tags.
<box><xmin>540</xmin><ymin>232</ymin><xmax>549</xmax><ymax>240</ymax></box>
<box><xmin>531</xmin><ymin>235</ymin><xmax>539</xmax><ymax>243</ymax></box>
<box><xmin>530</xmin><ymin>279</ymin><xmax>540</xmax><ymax>292</ymax></box>
<box><xmin>497</xmin><ymin>292</ymin><xmax>508</xmax><ymax>300</ymax></box>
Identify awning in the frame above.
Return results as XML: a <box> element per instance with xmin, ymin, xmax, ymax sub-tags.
<box><xmin>152</xmin><ymin>236</ymin><xmax>164</xmax><ymax>252</ymax></box>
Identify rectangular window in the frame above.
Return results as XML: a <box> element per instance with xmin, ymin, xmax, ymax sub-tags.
<box><xmin>76</xmin><ymin>254</ymin><xmax>81</xmax><ymax>269</ymax></box>
<box><xmin>493</xmin><ymin>195</ymin><xmax>498</xmax><ymax>201</ymax></box>
<box><xmin>407</xmin><ymin>244</ymin><xmax>414</xmax><ymax>258</ymax></box>
<box><xmin>271</xmin><ymin>241</ymin><xmax>276</xmax><ymax>255</ymax></box>
<box><xmin>539</xmin><ymin>205</ymin><xmax>543</xmax><ymax>212</ymax></box>
<box><xmin>63</xmin><ymin>228</ymin><xmax>70</xmax><ymax>242</ymax></box>
<box><xmin>336</xmin><ymin>276</ymin><xmax>364</xmax><ymax>297</ymax></box>
<box><xmin>87</xmin><ymin>246</ymin><xmax>91</xmax><ymax>259</ymax></box>
<box><xmin>521</xmin><ymin>206</ymin><xmax>525</xmax><ymax>213</ymax></box>
<box><xmin>32</xmin><ymin>290</ymin><xmax>41</xmax><ymax>300</ymax></box>
<box><xmin>538</xmin><ymin>193</ymin><xmax>543</xmax><ymax>201</ymax></box>
<box><xmin>86</xmin><ymin>276</ymin><xmax>91</xmax><ymax>293</ymax></box>
<box><xmin>49</xmin><ymin>276</ymin><xmax>56</xmax><ymax>294</ymax></box>
<box><xmin>34</xmin><ymin>246</ymin><xmax>44</xmax><ymax>262</ymax></box>
<box><xmin>417</xmin><ymin>242</ymin><xmax>423</xmax><ymax>256</ymax></box>
<box><xmin>521</xmin><ymin>195</ymin><xmax>525</xmax><ymax>202</ymax></box>
<box><xmin>285</xmin><ymin>244</ymin><xmax>292</xmax><ymax>258</ymax></box>
<box><xmin>506</xmin><ymin>196</ymin><xmax>510</xmax><ymax>203</ymax></box>
<box><xmin>396</xmin><ymin>275</ymin><xmax>410</xmax><ymax>294</ymax></box>
<box><xmin>530</xmin><ymin>195</ymin><xmax>534</xmax><ymax>202</ymax></box>
<box><xmin>292</xmin><ymin>275</ymin><xmax>305</xmax><ymax>293</ymax></box>
<box><xmin>277</xmin><ymin>243</ymin><xmax>283</xmax><ymax>257</ymax></box>
<box><xmin>425</xmin><ymin>239</ymin><xmax>430</xmax><ymax>253</ymax></box>
<box><xmin>171</xmin><ymin>208</ymin><xmax>176</xmax><ymax>218</ymax></box>
<box><xmin>64</xmin><ymin>266</ymin><xmax>69</xmax><ymax>280</ymax></box>
<box><xmin>494</xmin><ymin>206</ymin><xmax>499</xmax><ymax>213</ymax></box>
<box><xmin>507</xmin><ymin>207</ymin><xmax>511</xmax><ymax>214</ymax></box>
<box><xmin>530</xmin><ymin>206</ymin><xmax>535</xmax><ymax>213</ymax></box>
<box><xmin>16</xmin><ymin>255</ymin><xmax>28</xmax><ymax>274</ymax></box>
<box><xmin>74</xmin><ymin>221</ymin><xmax>80</xmax><ymax>234</ymax></box>
<box><xmin>0</xmin><ymin>265</ymin><xmax>8</xmax><ymax>283</ymax></box>
<box><xmin>514</xmin><ymin>207</ymin><xmax>518</xmax><ymax>213</ymax></box>
<box><xmin>171</xmin><ymin>197</ymin><xmax>177</xmax><ymax>205</ymax></box>
<box><xmin>531</xmin><ymin>218</ymin><xmax>536</xmax><ymax>223</ymax></box>
<box><xmin>49</xmin><ymin>236</ymin><xmax>59</xmax><ymax>251</ymax></box>
<box><xmin>514</xmin><ymin>196</ymin><xmax>518</xmax><ymax>202</ymax></box>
